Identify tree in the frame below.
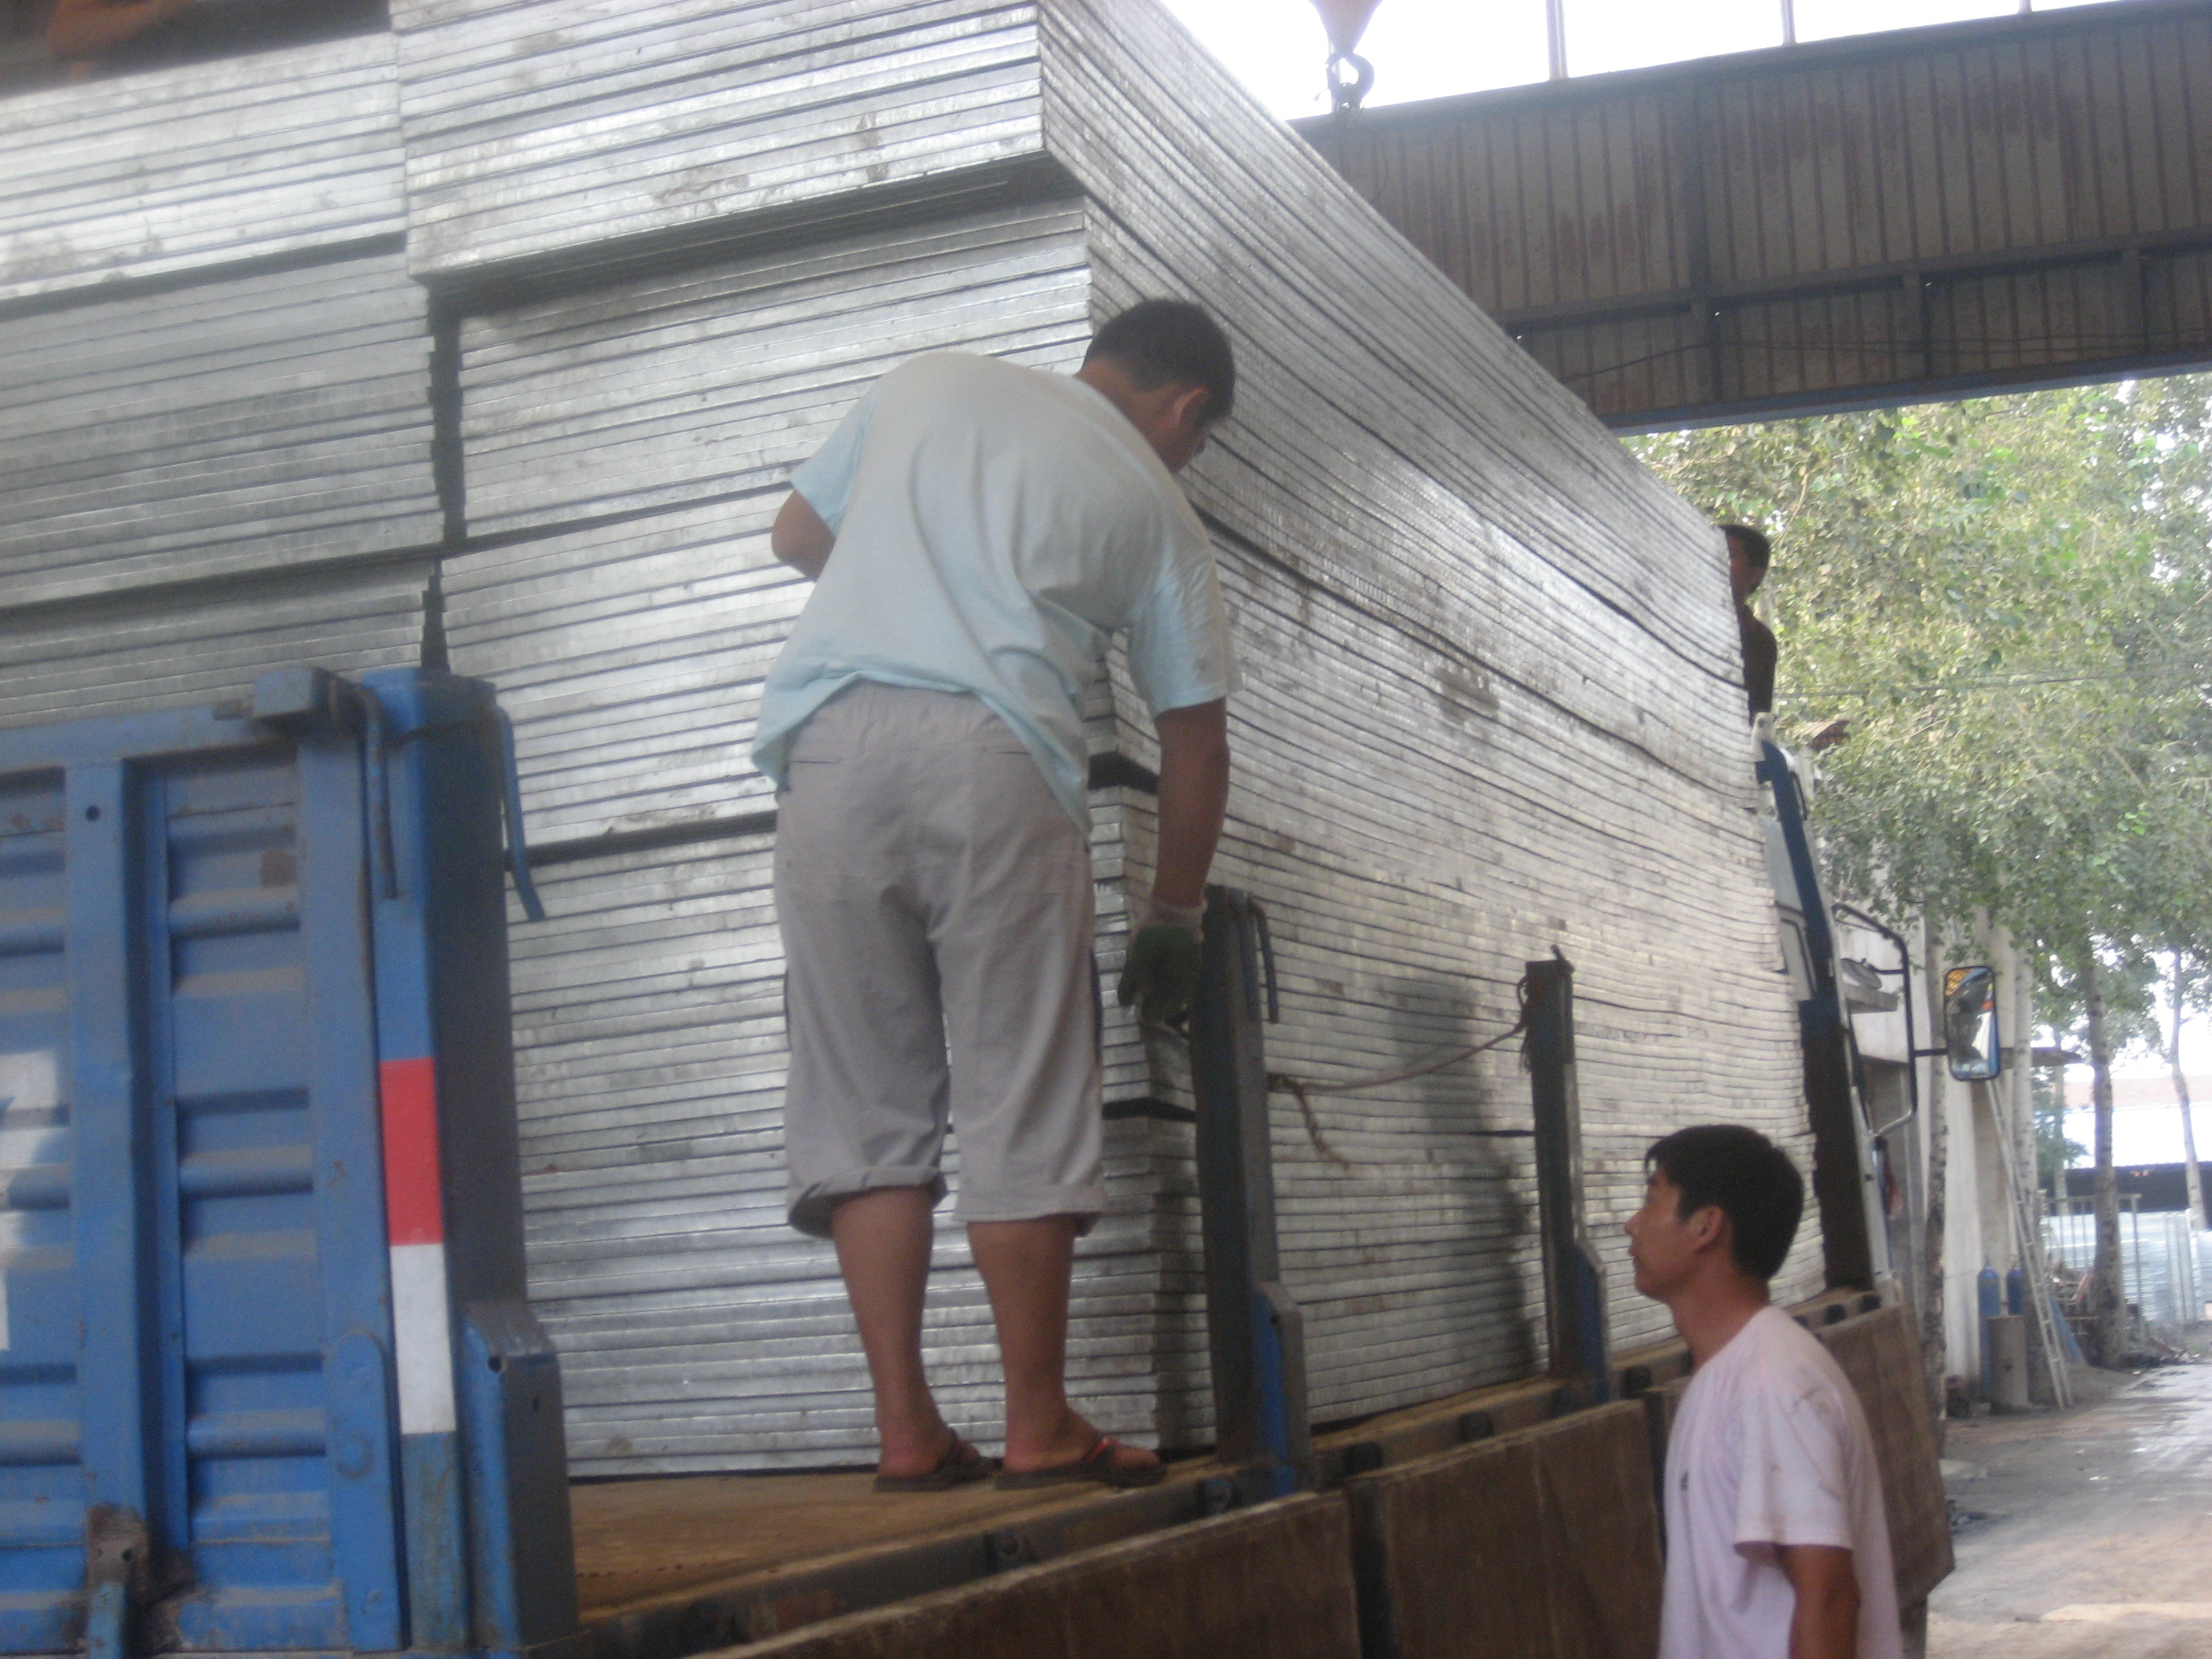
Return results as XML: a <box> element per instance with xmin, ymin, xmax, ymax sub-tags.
<box><xmin>2039</xmin><ymin>947</ymin><xmax>2161</xmax><ymax>1361</ymax></box>
<box><xmin>2168</xmin><ymin>953</ymin><xmax>2208</xmax><ymax>1232</ymax></box>
<box><xmin>2031</xmin><ymin>1068</ymin><xmax>2086</xmax><ymax>1191</ymax></box>
<box><xmin>1634</xmin><ymin>378</ymin><xmax>2212</xmax><ymax>1367</ymax></box>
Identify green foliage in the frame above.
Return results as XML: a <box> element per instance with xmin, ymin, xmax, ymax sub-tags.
<box><xmin>2032</xmin><ymin>1068</ymin><xmax>2086</xmax><ymax>1187</ymax></box>
<box><xmin>2038</xmin><ymin>948</ymin><xmax>2163</xmax><ymax>1065</ymax></box>
<box><xmin>1631</xmin><ymin>379</ymin><xmax>2212</xmax><ymax>978</ymax></box>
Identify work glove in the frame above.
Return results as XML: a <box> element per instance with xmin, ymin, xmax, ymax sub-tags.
<box><xmin>1116</xmin><ymin>896</ymin><xmax>1204</xmax><ymax>1027</ymax></box>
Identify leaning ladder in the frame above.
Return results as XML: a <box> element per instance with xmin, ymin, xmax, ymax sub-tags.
<box><xmin>1992</xmin><ymin>1113</ymin><xmax>2072</xmax><ymax>1408</ymax></box>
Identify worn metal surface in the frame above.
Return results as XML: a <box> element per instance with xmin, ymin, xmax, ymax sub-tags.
<box><xmin>1815</xmin><ymin>1302</ymin><xmax>1953</xmax><ymax>1610</ymax></box>
<box><xmin>1045</xmin><ymin>0</ymin><xmax>1817</xmax><ymax>1435</ymax></box>
<box><xmin>1308</xmin><ymin>0</ymin><xmax>2212</xmax><ymax>428</ymax></box>
<box><xmin>456</xmin><ymin>0</ymin><xmax>1819</xmax><ymax>1468</ymax></box>
<box><xmin>0</xmin><ymin>703</ymin><xmax>404</xmax><ymax>1652</ymax></box>
<box><xmin>444</xmin><ymin>500</ymin><xmax>803</xmax><ymax>842</ymax></box>
<box><xmin>1344</xmin><ymin>1400</ymin><xmax>1663</xmax><ymax>1659</ymax></box>
<box><xmin>0</xmin><ymin>254</ymin><xmax>438</xmax><ymax>609</ymax></box>
<box><xmin>392</xmin><ymin>0</ymin><xmax>1055</xmax><ymax>287</ymax></box>
<box><xmin>453</xmin><ymin>201</ymin><xmax>1089</xmax><ymax>537</ymax></box>
<box><xmin>0</xmin><ymin>32</ymin><xmax>401</xmax><ymax>307</ymax></box>
<box><xmin>726</xmin><ymin>1492</ymin><xmax>1360</xmax><ymax>1659</ymax></box>
<box><xmin>0</xmin><ymin>561</ymin><xmax>430</xmax><ymax>734</ymax></box>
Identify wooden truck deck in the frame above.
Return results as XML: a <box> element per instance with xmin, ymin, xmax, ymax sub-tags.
<box><xmin>562</xmin><ymin>1294</ymin><xmax>1943</xmax><ymax>1658</ymax></box>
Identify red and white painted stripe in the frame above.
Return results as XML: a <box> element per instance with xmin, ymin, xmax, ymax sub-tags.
<box><xmin>380</xmin><ymin>1056</ymin><xmax>455</xmax><ymax>1435</ymax></box>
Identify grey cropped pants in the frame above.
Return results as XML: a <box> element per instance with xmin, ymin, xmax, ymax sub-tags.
<box><xmin>773</xmin><ymin>683</ymin><xmax>1105</xmax><ymax>1240</ymax></box>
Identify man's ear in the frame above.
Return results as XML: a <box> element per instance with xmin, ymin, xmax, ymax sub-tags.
<box><xmin>1168</xmin><ymin>383</ymin><xmax>1211</xmax><ymax>431</ymax></box>
<box><xmin>1685</xmin><ymin>1203</ymin><xmax>1732</xmax><ymax>1257</ymax></box>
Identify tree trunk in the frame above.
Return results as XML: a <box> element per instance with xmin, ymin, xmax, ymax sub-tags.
<box><xmin>1920</xmin><ymin>917</ymin><xmax>1950</xmax><ymax>1439</ymax></box>
<box><xmin>2173</xmin><ymin>954</ymin><xmax>2207</xmax><ymax>1233</ymax></box>
<box><xmin>2082</xmin><ymin>950</ymin><xmax>2126</xmax><ymax>1366</ymax></box>
<box><xmin>2000</xmin><ymin>931</ymin><xmax>2053</xmax><ymax>1401</ymax></box>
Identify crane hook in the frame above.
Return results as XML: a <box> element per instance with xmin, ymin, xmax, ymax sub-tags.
<box><xmin>1326</xmin><ymin>49</ymin><xmax>1374</xmax><ymax>115</ymax></box>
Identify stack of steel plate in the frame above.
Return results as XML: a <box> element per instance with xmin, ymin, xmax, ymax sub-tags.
<box><xmin>0</xmin><ymin>0</ymin><xmax>1824</xmax><ymax>1476</ymax></box>
<box><xmin>1037</xmin><ymin>0</ymin><xmax>1818</xmax><ymax>1420</ymax></box>
<box><xmin>425</xmin><ymin>174</ymin><xmax>1177</xmax><ymax>1464</ymax></box>
<box><xmin>0</xmin><ymin>38</ymin><xmax>437</xmax><ymax>732</ymax></box>
<box><xmin>2</xmin><ymin>255</ymin><xmax>438</xmax><ymax>606</ymax></box>
<box><xmin>0</xmin><ymin>33</ymin><xmax>402</xmax><ymax>304</ymax></box>
<box><xmin>391</xmin><ymin>0</ymin><xmax>1055</xmax><ymax>284</ymax></box>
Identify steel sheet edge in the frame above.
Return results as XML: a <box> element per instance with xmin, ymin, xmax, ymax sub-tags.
<box><xmin>0</xmin><ymin>667</ymin><xmax>577</xmax><ymax>1659</ymax></box>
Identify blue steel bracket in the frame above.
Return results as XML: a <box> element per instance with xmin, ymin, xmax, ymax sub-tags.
<box><xmin>491</xmin><ymin>710</ymin><xmax>545</xmax><ymax>924</ymax></box>
<box><xmin>459</xmin><ymin>1302</ymin><xmax>579</xmax><ymax>1650</ymax></box>
<box><xmin>346</xmin><ymin>672</ymin><xmax>544</xmax><ymax>922</ymax></box>
<box><xmin>1757</xmin><ymin>742</ymin><xmax>1881</xmax><ymax>1289</ymax></box>
<box><xmin>1251</xmin><ymin>1282</ymin><xmax>1311</xmax><ymax>1496</ymax></box>
<box><xmin>1757</xmin><ymin>742</ymin><xmax>1838</xmax><ymax>994</ymax></box>
<box><xmin>1192</xmin><ymin>888</ymin><xmax>1312</xmax><ymax>1490</ymax></box>
<box><xmin>353</xmin><ymin>668</ymin><xmax>572</xmax><ymax>1653</ymax></box>
<box><xmin>324</xmin><ymin>1332</ymin><xmax>405</xmax><ymax>1649</ymax></box>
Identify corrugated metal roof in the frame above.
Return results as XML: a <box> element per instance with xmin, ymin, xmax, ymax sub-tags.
<box><xmin>1310</xmin><ymin>0</ymin><xmax>2212</xmax><ymax>425</ymax></box>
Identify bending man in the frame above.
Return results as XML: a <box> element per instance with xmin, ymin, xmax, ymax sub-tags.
<box><xmin>755</xmin><ymin>302</ymin><xmax>1238</xmax><ymax>1490</ymax></box>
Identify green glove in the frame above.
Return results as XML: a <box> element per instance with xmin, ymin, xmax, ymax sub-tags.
<box><xmin>1116</xmin><ymin>898</ymin><xmax>1204</xmax><ymax>1026</ymax></box>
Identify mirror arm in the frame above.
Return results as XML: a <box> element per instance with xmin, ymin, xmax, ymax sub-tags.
<box><xmin>1832</xmin><ymin>901</ymin><xmax>1921</xmax><ymax>1133</ymax></box>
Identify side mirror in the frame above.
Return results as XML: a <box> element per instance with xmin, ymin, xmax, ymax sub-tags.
<box><xmin>1943</xmin><ymin>965</ymin><xmax>2001</xmax><ymax>1082</ymax></box>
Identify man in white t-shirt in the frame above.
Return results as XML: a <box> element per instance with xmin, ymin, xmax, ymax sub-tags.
<box><xmin>755</xmin><ymin>302</ymin><xmax>1238</xmax><ymax>1492</ymax></box>
<box><xmin>1628</xmin><ymin>1124</ymin><xmax>1903</xmax><ymax>1659</ymax></box>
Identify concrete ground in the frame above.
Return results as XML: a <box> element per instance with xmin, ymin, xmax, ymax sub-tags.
<box><xmin>1928</xmin><ymin>1353</ymin><xmax>2212</xmax><ymax>1658</ymax></box>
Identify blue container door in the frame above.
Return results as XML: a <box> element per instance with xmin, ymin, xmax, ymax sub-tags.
<box><xmin>0</xmin><ymin>710</ymin><xmax>405</xmax><ymax>1653</ymax></box>
<box><xmin>0</xmin><ymin>767</ymin><xmax>82</xmax><ymax>1649</ymax></box>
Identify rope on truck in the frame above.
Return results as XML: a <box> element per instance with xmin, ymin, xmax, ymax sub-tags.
<box><xmin>1146</xmin><ymin>969</ymin><xmax>1539</xmax><ymax>1169</ymax></box>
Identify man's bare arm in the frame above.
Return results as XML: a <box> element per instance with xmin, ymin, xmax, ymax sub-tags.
<box><xmin>1778</xmin><ymin>1544</ymin><xmax>1861</xmax><ymax>1659</ymax></box>
<box><xmin>1151</xmin><ymin>700</ymin><xmax>1229</xmax><ymax>910</ymax></box>
<box><xmin>771</xmin><ymin>491</ymin><xmax>835</xmax><ymax>580</ymax></box>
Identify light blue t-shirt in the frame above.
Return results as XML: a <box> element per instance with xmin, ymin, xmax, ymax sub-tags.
<box><xmin>753</xmin><ymin>352</ymin><xmax>1236</xmax><ymax>828</ymax></box>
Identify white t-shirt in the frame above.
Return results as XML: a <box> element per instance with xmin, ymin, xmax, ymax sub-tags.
<box><xmin>753</xmin><ymin>352</ymin><xmax>1236</xmax><ymax>830</ymax></box>
<box><xmin>1659</xmin><ymin>1305</ymin><xmax>1902</xmax><ymax>1659</ymax></box>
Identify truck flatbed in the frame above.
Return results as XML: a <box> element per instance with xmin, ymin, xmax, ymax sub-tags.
<box><xmin>562</xmin><ymin>1295</ymin><xmax>1907</xmax><ymax>1654</ymax></box>
<box><xmin>561</xmin><ymin>1355</ymin><xmax>1693</xmax><ymax>1647</ymax></box>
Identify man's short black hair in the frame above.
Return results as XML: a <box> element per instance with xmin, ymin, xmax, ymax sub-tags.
<box><xmin>1720</xmin><ymin>523</ymin><xmax>1772</xmax><ymax>576</ymax></box>
<box><xmin>1646</xmin><ymin>1124</ymin><xmax>1804</xmax><ymax>1281</ymax></box>
<box><xmin>1084</xmin><ymin>299</ymin><xmax>1236</xmax><ymax>427</ymax></box>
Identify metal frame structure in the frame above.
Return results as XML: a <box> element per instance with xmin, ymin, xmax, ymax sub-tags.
<box><xmin>1306</xmin><ymin>0</ymin><xmax>2212</xmax><ymax>429</ymax></box>
<box><xmin>1759</xmin><ymin>742</ymin><xmax>1884</xmax><ymax>1291</ymax></box>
